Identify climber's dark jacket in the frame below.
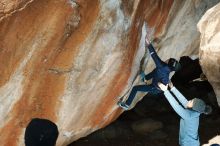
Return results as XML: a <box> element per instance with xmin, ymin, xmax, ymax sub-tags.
<box><xmin>145</xmin><ymin>44</ymin><xmax>172</xmax><ymax>87</ymax></box>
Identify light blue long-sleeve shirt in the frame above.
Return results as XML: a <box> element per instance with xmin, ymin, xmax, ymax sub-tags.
<box><xmin>164</xmin><ymin>87</ymin><xmax>200</xmax><ymax>146</ymax></box>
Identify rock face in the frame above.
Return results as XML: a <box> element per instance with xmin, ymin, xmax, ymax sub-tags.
<box><xmin>198</xmin><ymin>2</ymin><xmax>220</xmax><ymax>106</ymax></box>
<box><xmin>203</xmin><ymin>135</ymin><xmax>220</xmax><ymax>146</ymax></box>
<box><xmin>0</xmin><ymin>0</ymin><xmax>219</xmax><ymax>145</ymax></box>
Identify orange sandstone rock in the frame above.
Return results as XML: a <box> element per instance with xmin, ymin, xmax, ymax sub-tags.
<box><xmin>0</xmin><ymin>0</ymin><xmax>219</xmax><ymax>145</ymax></box>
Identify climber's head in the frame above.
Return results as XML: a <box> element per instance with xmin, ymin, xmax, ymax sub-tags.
<box><xmin>187</xmin><ymin>98</ymin><xmax>212</xmax><ymax>115</ymax></box>
<box><xmin>25</xmin><ymin>118</ymin><xmax>59</xmax><ymax>146</ymax></box>
<box><xmin>167</xmin><ymin>58</ymin><xmax>181</xmax><ymax>71</ymax></box>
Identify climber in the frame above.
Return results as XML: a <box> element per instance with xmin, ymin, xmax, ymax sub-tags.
<box><xmin>158</xmin><ymin>82</ymin><xmax>212</xmax><ymax>146</ymax></box>
<box><xmin>118</xmin><ymin>35</ymin><xmax>181</xmax><ymax>110</ymax></box>
<box><xmin>25</xmin><ymin>118</ymin><xmax>59</xmax><ymax>146</ymax></box>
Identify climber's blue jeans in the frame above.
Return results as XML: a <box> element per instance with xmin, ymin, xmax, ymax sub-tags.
<box><xmin>125</xmin><ymin>84</ymin><xmax>161</xmax><ymax>106</ymax></box>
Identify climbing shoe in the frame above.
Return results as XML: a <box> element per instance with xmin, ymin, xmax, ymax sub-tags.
<box><xmin>140</xmin><ymin>71</ymin><xmax>145</xmax><ymax>82</ymax></box>
<box><xmin>117</xmin><ymin>101</ymin><xmax>129</xmax><ymax>110</ymax></box>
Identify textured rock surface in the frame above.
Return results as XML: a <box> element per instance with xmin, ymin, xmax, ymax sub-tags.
<box><xmin>0</xmin><ymin>0</ymin><xmax>219</xmax><ymax>146</ymax></box>
<box><xmin>203</xmin><ymin>135</ymin><xmax>220</xmax><ymax>146</ymax></box>
<box><xmin>198</xmin><ymin>2</ymin><xmax>220</xmax><ymax>106</ymax></box>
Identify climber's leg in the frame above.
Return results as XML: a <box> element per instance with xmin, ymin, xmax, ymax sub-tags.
<box><xmin>118</xmin><ymin>85</ymin><xmax>155</xmax><ymax>110</ymax></box>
